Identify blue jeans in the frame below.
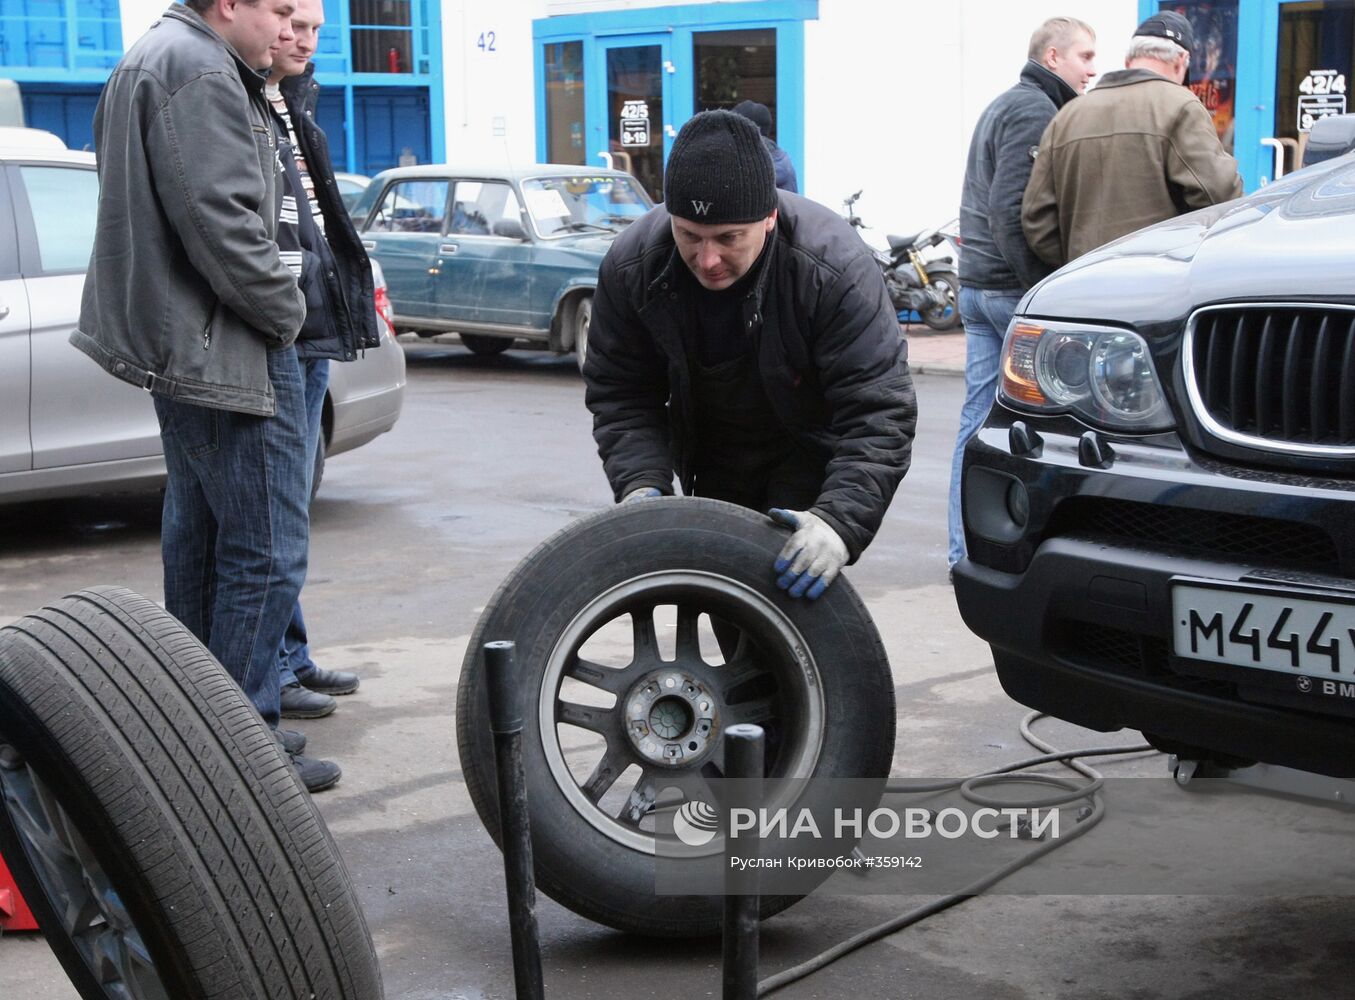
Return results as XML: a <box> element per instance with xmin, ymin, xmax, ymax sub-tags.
<box><xmin>280</xmin><ymin>357</ymin><xmax>330</xmax><ymax>688</ymax></box>
<box><xmin>154</xmin><ymin>347</ymin><xmax>310</xmax><ymax>728</ymax></box>
<box><xmin>948</xmin><ymin>287</ymin><xmax>1023</xmax><ymax>568</ymax></box>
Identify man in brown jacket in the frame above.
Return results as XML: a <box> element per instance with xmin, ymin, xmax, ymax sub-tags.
<box><xmin>1021</xmin><ymin>11</ymin><xmax>1242</xmax><ymax>267</ymax></box>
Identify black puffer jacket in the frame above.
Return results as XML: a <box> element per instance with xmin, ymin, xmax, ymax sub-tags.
<box><xmin>959</xmin><ymin>61</ymin><xmax>1078</xmax><ymax>291</ymax></box>
<box><xmin>584</xmin><ymin>192</ymin><xmax>917</xmax><ymax>561</ymax></box>
<box><xmin>278</xmin><ymin>66</ymin><xmax>379</xmax><ymax>360</ymax></box>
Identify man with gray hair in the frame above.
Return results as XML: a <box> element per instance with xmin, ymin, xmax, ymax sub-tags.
<box><xmin>1022</xmin><ymin>10</ymin><xmax>1242</xmax><ymax>268</ymax></box>
<box><xmin>948</xmin><ymin>15</ymin><xmax>1095</xmax><ymax>573</ymax></box>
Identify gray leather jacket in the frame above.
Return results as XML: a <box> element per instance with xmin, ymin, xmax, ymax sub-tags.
<box><xmin>72</xmin><ymin>4</ymin><xmax>304</xmax><ymax>416</ymax></box>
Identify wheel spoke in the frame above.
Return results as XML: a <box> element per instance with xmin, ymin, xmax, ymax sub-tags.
<box><xmin>616</xmin><ymin>769</ymin><xmax>659</xmax><ymax>828</ymax></box>
<box><xmin>565</xmin><ymin>656</ymin><xmax>634</xmax><ymax>696</ymax></box>
<box><xmin>718</xmin><ymin>661</ymin><xmax>774</xmax><ymax>700</ymax></box>
<box><xmin>579</xmin><ymin>747</ymin><xmax>630</xmax><ymax>804</ymax></box>
<box><xmin>0</xmin><ymin>761</ymin><xmax>171</xmax><ymax>997</ymax></box>
<box><xmin>631</xmin><ymin>607</ymin><xmax>659</xmax><ymax>663</ymax></box>
<box><xmin>726</xmin><ymin>696</ymin><xmax>777</xmax><ymax>726</ymax></box>
<box><xmin>673</xmin><ymin>604</ymin><xmax>702</xmax><ymax>662</ymax></box>
<box><xmin>557</xmin><ymin>700</ymin><xmax>618</xmax><ymax>736</ymax></box>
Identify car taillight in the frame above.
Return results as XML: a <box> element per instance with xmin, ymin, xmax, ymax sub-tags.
<box><xmin>374</xmin><ymin>284</ymin><xmax>395</xmax><ymax>340</ymax></box>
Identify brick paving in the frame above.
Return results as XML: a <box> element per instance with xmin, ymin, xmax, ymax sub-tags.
<box><xmin>902</xmin><ymin>323</ymin><xmax>965</xmax><ymax>376</ymax></box>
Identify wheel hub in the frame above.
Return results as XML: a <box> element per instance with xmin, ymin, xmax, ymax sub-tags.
<box><xmin>623</xmin><ymin>670</ymin><xmax>719</xmax><ymax>766</ymax></box>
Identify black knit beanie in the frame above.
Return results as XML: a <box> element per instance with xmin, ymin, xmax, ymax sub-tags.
<box><xmin>731</xmin><ymin>99</ymin><xmax>773</xmax><ymax>138</ymax></box>
<box><xmin>664</xmin><ymin>110</ymin><xmax>777</xmax><ymax>225</ymax></box>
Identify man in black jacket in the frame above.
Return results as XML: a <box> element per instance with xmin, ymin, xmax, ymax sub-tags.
<box><xmin>948</xmin><ymin>16</ymin><xmax>1096</xmax><ymax>573</ymax></box>
<box><xmin>584</xmin><ymin>111</ymin><xmax>916</xmax><ymax>600</ymax></box>
<box><xmin>265</xmin><ymin>0</ymin><xmax>379</xmax><ymax>734</ymax></box>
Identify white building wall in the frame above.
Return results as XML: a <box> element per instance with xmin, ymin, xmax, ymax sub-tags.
<box><xmin>804</xmin><ymin>0</ymin><xmax>1138</xmax><ymax>247</ymax></box>
<box><xmin>440</xmin><ymin>0</ymin><xmax>545</xmax><ymax>168</ymax></box>
<box><xmin>121</xmin><ymin>0</ymin><xmax>165</xmax><ymax>46</ymax></box>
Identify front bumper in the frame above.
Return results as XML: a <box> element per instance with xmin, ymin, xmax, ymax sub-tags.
<box><xmin>954</xmin><ymin>415</ymin><xmax>1355</xmax><ymax>779</ymax></box>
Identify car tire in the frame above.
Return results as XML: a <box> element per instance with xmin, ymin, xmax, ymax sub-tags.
<box><xmin>460</xmin><ymin>333</ymin><xmax>513</xmax><ymax>356</ymax></box>
<box><xmin>455</xmin><ymin>497</ymin><xmax>896</xmax><ymax>937</ymax></box>
<box><xmin>572</xmin><ymin>295</ymin><xmax>592</xmax><ymax>373</ymax></box>
<box><xmin>0</xmin><ymin>586</ymin><xmax>384</xmax><ymax>1000</ymax></box>
<box><xmin>311</xmin><ymin>436</ymin><xmax>327</xmax><ymax>500</ymax></box>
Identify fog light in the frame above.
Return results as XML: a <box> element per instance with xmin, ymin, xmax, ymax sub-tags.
<box><xmin>1005</xmin><ymin>479</ymin><xmax>1029</xmax><ymax>528</ymax></box>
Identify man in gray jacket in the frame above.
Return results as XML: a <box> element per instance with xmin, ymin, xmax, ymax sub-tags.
<box><xmin>949</xmin><ymin>16</ymin><xmax>1096</xmax><ymax>572</ymax></box>
<box><xmin>72</xmin><ymin>0</ymin><xmax>340</xmax><ymax>791</ymax></box>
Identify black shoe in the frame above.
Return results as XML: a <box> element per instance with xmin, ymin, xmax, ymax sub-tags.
<box><xmin>292</xmin><ymin>753</ymin><xmax>341</xmax><ymax>793</ymax></box>
<box><xmin>275</xmin><ymin>728</ymin><xmax>307</xmax><ymax>755</ymax></box>
<box><xmin>297</xmin><ymin>666</ymin><xmax>360</xmax><ymax>696</ymax></box>
<box><xmin>281</xmin><ymin>682</ymin><xmax>337</xmax><ymax>719</ymax></box>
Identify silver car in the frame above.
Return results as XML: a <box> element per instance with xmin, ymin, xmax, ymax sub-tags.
<box><xmin>0</xmin><ymin>128</ymin><xmax>405</xmax><ymax>504</ymax></box>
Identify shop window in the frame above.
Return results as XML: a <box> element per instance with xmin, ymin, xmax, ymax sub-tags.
<box><xmin>545</xmin><ymin>41</ymin><xmax>585</xmax><ymax>166</ymax></box>
<box><xmin>1161</xmin><ymin>2</ymin><xmax>1238</xmax><ymax>153</ymax></box>
<box><xmin>350</xmin><ymin>0</ymin><xmax>427</xmax><ymax>74</ymax></box>
<box><xmin>692</xmin><ymin>29</ymin><xmax>778</xmax><ymax>132</ymax></box>
<box><xmin>1276</xmin><ymin>0</ymin><xmax>1354</xmax><ymax>169</ymax></box>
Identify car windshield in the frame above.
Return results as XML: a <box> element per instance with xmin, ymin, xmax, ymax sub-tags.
<box><xmin>521</xmin><ymin>175</ymin><xmax>652</xmax><ymax>237</ymax></box>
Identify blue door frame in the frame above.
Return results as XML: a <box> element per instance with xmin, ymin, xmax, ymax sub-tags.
<box><xmin>1141</xmin><ymin>0</ymin><xmax>1322</xmax><ymax>190</ymax></box>
<box><xmin>534</xmin><ymin>1</ymin><xmax>816</xmax><ymax>184</ymax></box>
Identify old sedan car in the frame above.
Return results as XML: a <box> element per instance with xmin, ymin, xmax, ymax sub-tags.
<box><xmin>953</xmin><ymin>150</ymin><xmax>1355</xmax><ymax>781</ymax></box>
<box><xmin>351</xmin><ymin>164</ymin><xmax>653</xmax><ymax>368</ymax></box>
<box><xmin>0</xmin><ymin>128</ymin><xmax>405</xmax><ymax>504</ymax></box>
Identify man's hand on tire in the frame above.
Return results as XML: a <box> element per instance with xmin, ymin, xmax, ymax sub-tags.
<box><xmin>768</xmin><ymin>508</ymin><xmax>848</xmax><ymax>600</ymax></box>
<box><xmin>621</xmin><ymin>487</ymin><xmax>662</xmax><ymax>504</ymax></box>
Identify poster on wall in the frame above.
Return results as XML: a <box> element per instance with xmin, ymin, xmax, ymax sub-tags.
<box><xmin>1164</xmin><ymin>2</ymin><xmax>1238</xmax><ymax>153</ymax></box>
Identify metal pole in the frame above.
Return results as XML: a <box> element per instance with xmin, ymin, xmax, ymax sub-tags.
<box><xmin>722</xmin><ymin>723</ymin><xmax>765</xmax><ymax>1000</ymax></box>
<box><xmin>483</xmin><ymin>640</ymin><xmax>545</xmax><ymax>1000</ymax></box>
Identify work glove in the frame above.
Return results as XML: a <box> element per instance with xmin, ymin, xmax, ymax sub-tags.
<box><xmin>621</xmin><ymin>487</ymin><xmax>662</xmax><ymax>504</ymax></box>
<box><xmin>768</xmin><ymin>508</ymin><xmax>848</xmax><ymax>600</ymax></box>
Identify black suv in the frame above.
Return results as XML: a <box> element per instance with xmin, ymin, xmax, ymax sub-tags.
<box><xmin>953</xmin><ymin>153</ymin><xmax>1355</xmax><ymax>780</ymax></box>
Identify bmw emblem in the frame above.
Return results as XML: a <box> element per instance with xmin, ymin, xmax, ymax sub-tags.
<box><xmin>1297</xmin><ymin>677</ymin><xmax>1313</xmax><ymax>693</ymax></box>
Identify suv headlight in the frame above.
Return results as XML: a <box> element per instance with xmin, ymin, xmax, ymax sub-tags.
<box><xmin>999</xmin><ymin>319</ymin><xmax>1174</xmax><ymax>432</ymax></box>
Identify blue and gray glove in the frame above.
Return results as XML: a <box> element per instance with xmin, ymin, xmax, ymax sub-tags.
<box><xmin>621</xmin><ymin>487</ymin><xmax>662</xmax><ymax>504</ymax></box>
<box><xmin>768</xmin><ymin>508</ymin><xmax>848</xmax><ymax>600</ymax></box>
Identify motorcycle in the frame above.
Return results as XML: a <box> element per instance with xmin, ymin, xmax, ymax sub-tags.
<box><xmin>843</xmin><ymin>190</ymin><xmax>962</xmax><ymax>331</ymax></box>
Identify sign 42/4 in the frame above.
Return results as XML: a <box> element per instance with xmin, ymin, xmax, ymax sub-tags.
<box><xmin>1299</xmin><ymin>69</ymin><xmax>1346</xmax><ymax>96</ymax></box>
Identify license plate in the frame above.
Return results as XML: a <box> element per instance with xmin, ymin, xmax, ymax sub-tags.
<box><xmin>1171</xmin><ymin>581</ymin><xmax>1355</xmax><ymax>680</ymax></box>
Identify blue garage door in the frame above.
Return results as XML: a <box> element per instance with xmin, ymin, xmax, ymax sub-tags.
<box><xmin>21</xmin><ymin>85</ymin><xmax>100</xmax><ymax>151</ymax></box>
<box><xmin>354</xmin><ymin>87</ymin><xmax>430</xmax><ymax>174</ymax></box>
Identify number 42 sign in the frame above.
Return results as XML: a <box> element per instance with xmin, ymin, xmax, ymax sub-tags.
<box><xmin>1298</xmin><ymin>69</ymin><xmax>1347</xmax><ymax>132</ymax></box>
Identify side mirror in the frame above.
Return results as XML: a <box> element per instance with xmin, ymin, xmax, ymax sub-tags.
<box><xmin>492</xmin><ymin>219</ymin><xmax>529</xmax><ymax>240</ymax></box>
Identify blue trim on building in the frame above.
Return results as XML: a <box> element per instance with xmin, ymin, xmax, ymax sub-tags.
<box><xmin>426</xmin><ymin>5</ymin><xmax>446</xmax><ymax>165</ymax></box>
<box><xmin>534</xmin><ymin>0</ymin><xmax>818</xmax><ymax>39</ymax></box>
<box><xmin>532</xmin><ymin>0</ymin><xmax>817</xmax><ymax>182</ymax></box>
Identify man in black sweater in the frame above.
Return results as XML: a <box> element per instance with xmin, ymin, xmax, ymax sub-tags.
<box><xmin>584</xmin><ymin>111</ymin><xmax>916</xmax><ymax>600</ymax></box>
<box><xmin>948</xmin><ymin>16</ymin><xmax>1096</xmax><ymax>573</ymax></box>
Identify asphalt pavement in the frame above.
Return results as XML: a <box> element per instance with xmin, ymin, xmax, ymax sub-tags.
<box><xmin>1</xmin><ymin>335</ymin><xmax>1352</xmax><ymax>999</ymax></box>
